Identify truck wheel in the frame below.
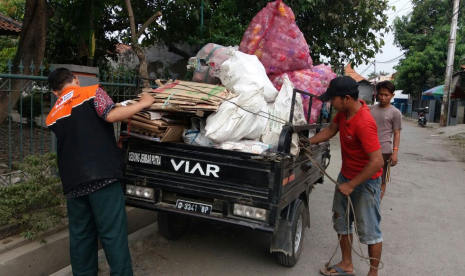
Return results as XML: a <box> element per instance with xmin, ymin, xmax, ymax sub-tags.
<box><xmin>277</xmin><ymin>200</ymin><xmax>305</xmax><ymax>267</ymax></box>
<box><xmin>157</xmin><ymin>212</ymin><xmax>191</xmax><ymax>240</ymax></box>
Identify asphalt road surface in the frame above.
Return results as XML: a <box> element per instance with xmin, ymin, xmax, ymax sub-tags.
<box><xmin>100</xmin><ymin>119</ymin><xmax>465</xmax><ymax>276</ymax></box>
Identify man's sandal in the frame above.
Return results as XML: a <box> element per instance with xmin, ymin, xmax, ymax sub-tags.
<box><xmin>320</xmin><ymin>265</ymin><xmax>356</xmax><ymax>276</ymax></box>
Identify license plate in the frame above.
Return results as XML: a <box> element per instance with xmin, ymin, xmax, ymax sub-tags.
<box><xmin>176</xmin><ymin>200</ymin><xmax>212</xmax><ymax>215</ymax></box>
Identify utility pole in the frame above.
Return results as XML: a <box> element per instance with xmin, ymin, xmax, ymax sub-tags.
<box><xmin>372</xmin><ymin>60</ymin><xmax>377</xmax><ymax>103</ymax></box>
<box><xmin>440</xmin><ymin>0</ymin><xmax>460</xmax><ymax>127</ymax></box>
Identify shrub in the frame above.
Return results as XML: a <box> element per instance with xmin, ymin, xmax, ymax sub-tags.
<box><xmin>15</xmin><ymin>93</ymin><xmax>43</xmax><ymax>124</ymax></box>
<box><xmin>0</xmin><ymin>153</ymin><xmax>66</xmax><ymax>243</ymax></box>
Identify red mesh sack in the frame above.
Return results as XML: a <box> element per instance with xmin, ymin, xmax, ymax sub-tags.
<box><xmin>239</xmin><ymin>0</ymin><xmax>312</xmax><ymax>75</ymax></box>
<box><xmin>269</xmin><ymin>64</ymin><xmax>336</xmax><ymax>123</ymax></box>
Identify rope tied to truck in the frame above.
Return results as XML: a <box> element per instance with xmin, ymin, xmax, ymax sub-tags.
<box><xmin>299</xmin><ymin>140</ymin><xmax>384</xmax><ymax>271</ymax></box>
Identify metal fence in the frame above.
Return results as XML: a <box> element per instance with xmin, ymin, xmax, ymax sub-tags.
<box><xmin>0</xmin><ymin>62</ymin><xmax>153</xmax><ymax>185</ymax></box>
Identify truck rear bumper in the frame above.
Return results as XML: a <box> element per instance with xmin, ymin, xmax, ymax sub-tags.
<box><xmin>125</xmin><ymin>198</ymin><xmax>275</xmax><ymax>234</ymax></box>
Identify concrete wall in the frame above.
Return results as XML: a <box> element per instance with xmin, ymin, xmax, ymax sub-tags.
<box><xmin>110</xmin><ymin>43</ymin><xmax>197</xmax><ymax>80</ymax></box>
<box><xmin>51</xmin><ymin>64</ymin><xmax>99</xmax><ymax>86</ymax></box>
<box><xmin>450</xmin><ymin>100</ymin><xmax>465</xmax><ymax>126</ymax></box>
<box><xmin>458</xmin><ymin>103</ymin><xmax>465</xmax><ymax>124</ymax></box>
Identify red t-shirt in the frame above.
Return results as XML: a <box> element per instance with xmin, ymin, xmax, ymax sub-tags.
<box><xmin>333</xmin><ymin>100</ymin><xmax>382</xmax><ymax>180</ymax></box>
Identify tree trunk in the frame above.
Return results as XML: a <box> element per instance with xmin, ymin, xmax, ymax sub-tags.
<box><xmin>0</xmin><ymin>0</ymin><xmax>48</xmax><ymax>126</ymax></box>
<box><xmin>132</xmin><ymin>44</ymin><xmax>150</xmax><ymax>91</ymax></box>
<box><xmin>125</xmin><ymin>0</ymin><xmax>161</xmax><ymax>93</ymax></box>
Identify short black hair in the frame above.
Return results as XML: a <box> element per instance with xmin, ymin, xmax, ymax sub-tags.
<box><xmin>48</xmin><ymin>68</ymin><xmax>75</xmax><ymax>91</ymax></box>
<box><xmin>339</xmin><ymin>92</ymin><xmax>359</xmax><ymax>101</ymax></box>
<box><xmin>376</xmin><ymin>81</ymin><xmax>395</xmax><ymax>94</ymax></box>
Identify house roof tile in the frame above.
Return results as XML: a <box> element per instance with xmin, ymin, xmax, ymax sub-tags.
<box><xmin>344</xmin><ymin>63</ymin><xmax>367</xmax><ymax>83</ymax></box>
<box><xmin>0</xmin><ymin>13</ymin><xmax>21</xmax><ymax>35</ymax></box>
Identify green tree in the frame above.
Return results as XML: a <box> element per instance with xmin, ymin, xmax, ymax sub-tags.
<box><xmin>106</xmin><ymin>0</ymin><xmax>390</xmax><ymax>65</ymax></box>
<box><xmin>293</xmin><ymin>0</ymin><xmax>390</xmax><ymax>65</ymax></box>
<box><xmin>393</xmin><ymin>0</ymin><xmax>465</xmax><ymax>97</ymax></box>
<box><xmin>0</xmin><ymin>0</ymin><xmax>48</xmax><ymax>126</ymax></box>
<box><xmin>0</xmin><ymin>0</ymin><xmax>25</xmax><ymax>21</ymax></box>
<box><xmin>0</xmin><ymin>0</ymin><xmax>25</xmax><ymax>69</ymax></box>
<box><xmin>45</xmin><ymin>0</ymin><xmax>120</xmax><ymax>68</ymax></box>
<box><xmin>124</xmin><ymin>0</ymin><xmax>162</xmax><ymax>90</ymax></box>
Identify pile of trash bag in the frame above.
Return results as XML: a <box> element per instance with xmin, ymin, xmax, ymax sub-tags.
<box><xmin>239</xmin><ymin>0</ymin><xmax>312</xmax><ymax>75</ymax></box>
<box><xmin>239</xmin><ymin>0</ymin><xmax>336</xmax><ymax>123</ymax></box>
<box><xmin>184</xmin><ymin>0</ymin><xmax>337</xmax><ymax>154</ymax></box>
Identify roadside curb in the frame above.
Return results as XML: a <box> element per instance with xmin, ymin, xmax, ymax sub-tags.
<box><xmin>50</xmin><ymin>221</ymin><xmax>159</xmax><ymax>276</ymax></box>
<box><xmin>0</xmin><ymin>207</ymin><xmax>157</xmax><ymax>276</ymax></box>
<box><xmin>0</xmin><ymin>221</ymin><xmax>69</xmax><ymax>255</ymax></box>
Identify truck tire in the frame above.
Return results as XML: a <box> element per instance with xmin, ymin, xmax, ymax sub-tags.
<box><xmin>277</xmin><ymin>200</ymin><xmax>305</xmax><ymax>267</ymax></box>
<box><xmin>157</xmin><ymin>212</ymin><xmax>191</xmax><ymax>240</ymax></box>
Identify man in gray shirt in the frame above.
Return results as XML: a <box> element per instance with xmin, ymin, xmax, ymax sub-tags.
<box><xmin>370</xmin><ymin>81</ymin><xmax>402</xmax><ymax>199</ymax></box>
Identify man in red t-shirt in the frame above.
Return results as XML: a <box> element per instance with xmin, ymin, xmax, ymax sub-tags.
<box><xmin>309</xmin><ymin>76</ymin><xmax>384</xmax><ymax>276</ymax></box>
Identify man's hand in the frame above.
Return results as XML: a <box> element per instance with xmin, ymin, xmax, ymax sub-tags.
<box><xmin>106</xmin><ymin>93</ymin><xmax>155</xmax><ymax>123</ymax></box>
<box><xmin>390</xmin><ymin>152</ymin><xmax>398</xmax><ymax>166</ymax></box>
<box><xmin>338</xmin><ymin>182</ymin><xmax>355</xmax><ymax>196</ymax></box>
<box><xmin>138</xmin><ymin>93</ymin><xmax>155</xmax><ymax>109</ymax></box>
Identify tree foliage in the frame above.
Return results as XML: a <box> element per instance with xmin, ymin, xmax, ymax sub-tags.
<box><xmin>0</xmin><ymin>0</ymin><xmax>25</xmax><ymax>70</ymax></box>
<box><xmin>0</xmin><ymin>0</ymin><xmax>25</xmax><ymax>21</ymax></box>
<box><xmin>45</xmin><ymin>0</ymin><xmax>120</xmax><ymax>68</ymax></box>
<box><xmin>0</xmin><ymin>0</ymin><xmax>48</xmax><ymax>126</ymax></box>
<box><xmin>106</xmin><ymin>0</ymin><xmax>390</xmax><ymax>66</ymax></box>
<box><xmin>393</xmin><ymin>0</ymin><xmax>465</xmax><ymax>96</ymax></box>
<box><xmin>2</xmin><ymin>0</ymin><xmax>392</xmax><ymax>71</ymax></box>
<box><xmin>39</xmin><ymin>0</ymin><xmax>391</xmax><ymax>67</ymax></box>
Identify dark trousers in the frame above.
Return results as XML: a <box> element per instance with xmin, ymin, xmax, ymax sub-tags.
<box><xmin>66</xmin><ymin>182</ymin><xmax>133</xmax><ymax>276</ymax></box>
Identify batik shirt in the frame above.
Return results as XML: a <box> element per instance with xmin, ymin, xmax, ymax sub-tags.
<box><xmin>65</xmin><ymin>87</ymin><xmax>117</xmax><ymax>199</ymax></box>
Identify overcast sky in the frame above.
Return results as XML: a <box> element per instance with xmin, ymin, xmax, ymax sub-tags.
<box><xmin>354</xmin><ymin>0</ymin><xmax>413</xmax><ymax>78</ymax></box>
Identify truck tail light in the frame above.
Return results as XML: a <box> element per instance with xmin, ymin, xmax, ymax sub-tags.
<box><xmin>126</xmin><ymin>185</ymin><xmax>154</xmax><ymax>199</ymax></box>
<box><xmin>233</xmin><ymin>204</ymin><xmax>268</xmax><ymax>221</ymax></box>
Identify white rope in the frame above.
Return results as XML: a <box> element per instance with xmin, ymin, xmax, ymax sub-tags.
<box><xmin>150</xmin><ymin>82</ymin><xmax>383</xmax><ymax>270</ymax></box>
<box><xmin>300</xmin><ymin>145</ymin><xmax>384</xmax><ymax>271</ymax></box>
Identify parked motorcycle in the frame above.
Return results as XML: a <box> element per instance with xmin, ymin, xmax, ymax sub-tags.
<box><xmin>417</xmin><ymin>107</ymin><xmax>428</xmax><ymax>127</ymax></box>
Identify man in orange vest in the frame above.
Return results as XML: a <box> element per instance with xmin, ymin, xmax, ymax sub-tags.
<box><xmin>46</xmin><ymin>68</ymin><xmax>155</xmax><ymax>275</ymax></box>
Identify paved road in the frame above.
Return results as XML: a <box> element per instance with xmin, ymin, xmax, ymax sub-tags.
<box><xmin>100</xmin><ymin>119</ymin><xmax>465</xmax><ymax>276</ymax></box>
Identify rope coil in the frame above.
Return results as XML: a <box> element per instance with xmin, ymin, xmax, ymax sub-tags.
<box><xmin>140</xmin><ymin>82</ymin><xmax>383</xmax><ymax>270</ymax></box>
<box><xmin>299</xmin><ymin>143</ymin><xmax>384</xmax><ymax>271</ymax></box>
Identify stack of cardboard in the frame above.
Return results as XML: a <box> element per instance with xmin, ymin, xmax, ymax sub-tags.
<box><xmin>124</xmin><ymin>111</ymin><xmax>188</xmax><ymax>142</ymax></box>
<box><xmin>124</xmin><ymin>80</ymin><xmax>236</xmax><ymax>114</ymax></box>
<box><xmin>121</xmin><ymin>80</ymin><xmax>237</xmax><ymax>142</ymax></box>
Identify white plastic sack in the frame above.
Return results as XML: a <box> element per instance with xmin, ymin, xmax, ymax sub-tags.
<box><xmin>261</xmin><ymin>76</ymin><xmax>306</xmax><ymax>155</ymax></box>
<box><xmin>205</xmin><ymin>88</ymin><xmax>268</xmax><ymax>143</ymax></box>
<box><xmin>189</xmin><ymin>43</ymin><xmax>233</xmax><ymax>84</ymax></box>
<box><xmin>182</xmin><ymin>117</ymin><xmax>214</xmax><ymax>147</ymax></box>
<box><xmin>215</xmin><ymin>140</ymin><xmax>271</xmax><ymax>154</ymax></box>
<box><xmin>218</xmin><ymin>49</ymin><xmax>278</xmax><ymax>103</ymax></box>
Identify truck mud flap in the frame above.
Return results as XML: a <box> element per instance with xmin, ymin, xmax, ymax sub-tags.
<box><xmin>269</xmin><ymin>218</ymin><xmax>293</xmax><ymax>255</ymax></box>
